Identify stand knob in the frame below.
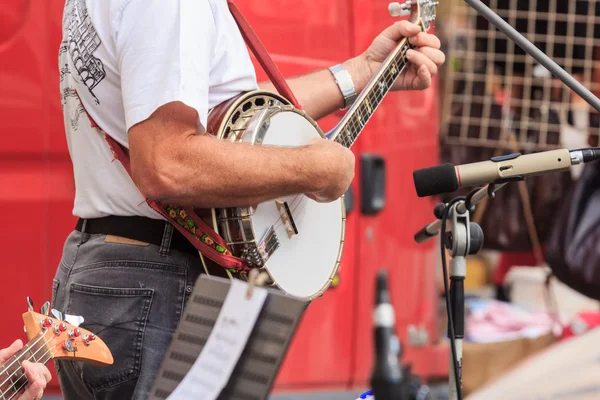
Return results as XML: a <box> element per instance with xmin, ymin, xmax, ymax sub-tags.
<box><xmin>434</xmin><ymin>202</ymin><xmax>446</xmax><ymax>219</ymax></box>
<box><xmin>389</xmin><ymin>1</ymin><xmax>412</xmax><ymax>17</ymax></box>
<box><xmin>468</xmin><ymin>222</ymin><xmax>485</xmax><ymax>255</ymax></box>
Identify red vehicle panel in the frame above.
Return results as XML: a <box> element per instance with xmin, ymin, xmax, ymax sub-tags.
<box><xmin>0</xmin><ymin>1</ymin><xmax>445</xmax><ymax>396</ymax></box>
<box><xmin>0</xmin><ymin>2</ymin><xmax>74</xmax><ymax>393</ymax></box>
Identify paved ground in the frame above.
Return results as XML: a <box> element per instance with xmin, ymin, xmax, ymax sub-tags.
<box><xmin>43</xmin><ymin>392</ymin><xmax>366</xmax><ymax>400</ymax></box>
<box><xmin>42</xmin><ymin>384</ymin><xmax>449</xmax><ymax>399</ymax></box>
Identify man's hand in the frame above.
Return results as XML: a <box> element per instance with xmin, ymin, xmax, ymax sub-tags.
<box><xmin>303</xmin><ymin>138</ymin><xmax>355</xmax><ymax>203</ymax></box>
<box><xmin>259</xmin><ymin>20</ymin><xmax>445</xmax><ymax>120</ymax></box>
<box><xmin>0</xmin><ymin>340</ymin><xmax>52</xmax><ymax>400</ymax></box>
<box><xmin>350</xmin><ymin>20</ymin><xmax>445</xmax><ymax>92</ymax></box>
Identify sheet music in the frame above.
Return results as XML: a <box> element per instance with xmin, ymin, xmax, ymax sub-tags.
<box><xmin>167</xmin><ymin>279</ymin><xmax>268</xmax><ymax>400</ymax></box>
<box><xmin>149</xmin><ymin>275</ymin><xmax>309</xmax><ymax>400</ymax></box>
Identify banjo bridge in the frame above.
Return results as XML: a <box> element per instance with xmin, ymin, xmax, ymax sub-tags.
<box><xmin>275</xmin><ymin>200</ymin><xmax>298</xmax><ymax>239</ymax></box>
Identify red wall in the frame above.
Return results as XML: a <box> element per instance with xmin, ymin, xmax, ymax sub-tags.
<box><xmin>0</xmin><ymin>0</ymin><xmax>445</xmax><ymax>395</ymax></box>
<box><xmin>0</xmin><ymin>0</ymin><xmax>75</xmax><ymax>391</ymax></box>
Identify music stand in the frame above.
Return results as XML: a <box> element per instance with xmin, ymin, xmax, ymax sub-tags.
<box><xmin>149</xmin><ymin>274</ymin><xmax>309</xmax><ymax>400</ymax></box>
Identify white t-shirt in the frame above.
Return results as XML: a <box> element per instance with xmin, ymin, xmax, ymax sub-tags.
<box><xmin>59</xmin><ymin>0</ymin><xmax>259</xmax><ymax>219</ymax></box>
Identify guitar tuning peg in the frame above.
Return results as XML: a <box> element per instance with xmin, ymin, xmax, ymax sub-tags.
<box><xmin>64</xmin><ymin>314</ymin><xmax>84</xmax><ymax>327</ymax></box>
<box><xmin>40</xmin><ymin>301</ymin><xmax>50</xmax><ymax>316</ymax></box>
<box><xmin>27</xmin><ymin>297</ymin><xmax>34</xmax><ymax>312</ymax></box>
<box><xmin>51</xmin><ymin>309</ymin><xmax>64</xmax><ymax>321</ymax></box>
<box><xmin>389</xmin><ymin>1</ymin><xmax>412</xmax><ymax>17</ymax></box>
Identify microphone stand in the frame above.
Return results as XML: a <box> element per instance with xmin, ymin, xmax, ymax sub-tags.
<box><xmin>414</xmin><ymin>183</ymin><xmax>508</xmax><ymax>400</ymax></box>
<box><xmin>461</xmin><ymin>0</ymin><xmax>600</xmax><ymax>113</ymax></box>
<box><xmin>444</xmin><ymin>200</ymin><xmax>484</xmax><ymax>400</ymax></box>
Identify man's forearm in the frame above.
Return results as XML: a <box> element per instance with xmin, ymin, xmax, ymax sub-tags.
<box><xmin>258</xmin><ymin>56</ymin><xmax>369</xmax><ymax>121</ymax></box>
<box><xmin>133</xmin><ymin>135</ymin><xmax>324</xmax><ymax>208</ymax></box>
<box><xmin>129</xmin><ymin>102</ymin><xmax>353</xmax><ymax>210</ymax></box>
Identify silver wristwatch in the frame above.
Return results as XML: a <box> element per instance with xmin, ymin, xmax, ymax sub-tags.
<box><xmin>329</xmin><ymin>64</ymin><xmax>357</xmax><ymax>110</ymax></box>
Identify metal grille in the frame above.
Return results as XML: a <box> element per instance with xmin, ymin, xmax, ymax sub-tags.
<box><xmin>440</xmin><ymin>0</ymin><xmax>600</xmax><ymax>152</ymax></box>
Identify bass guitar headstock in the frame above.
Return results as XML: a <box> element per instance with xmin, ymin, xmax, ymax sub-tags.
<box><xmin>389</xmin><ymin>0</ymin><xmax>439</xmax><ymax>32</ymax></box>
<box><xmin>22</xmin><ymin>300</ymin><xmax>113</xmax><ymax>367</ymax></box>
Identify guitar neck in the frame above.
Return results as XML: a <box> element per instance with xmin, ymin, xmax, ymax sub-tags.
<box><xmin>0</xmin><ymin>335</ymin><xmax>51</xmax><ymax>398</ymax></box>
<box><xmin>331</xmin><ymin>36</ymin><xmax>415</xmax><ymax>148</ymax></box>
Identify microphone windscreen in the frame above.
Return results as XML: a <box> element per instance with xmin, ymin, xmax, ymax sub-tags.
<box><xmin>413</xmin><ymin>164</ymin><xmax>459</xmax><ymax>197</ymax></box>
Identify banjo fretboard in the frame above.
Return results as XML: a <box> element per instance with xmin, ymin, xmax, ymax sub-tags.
<box><xmin>332</xmin><ymin>37</ymin><xmax>416</xmax><ymax>149</ymax></box>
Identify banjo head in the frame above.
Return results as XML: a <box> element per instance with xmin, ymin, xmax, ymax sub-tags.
<box><xmin>250</xmin><ymin>108</ymin><xmax>346</xmax><ymax>299</ymax></box>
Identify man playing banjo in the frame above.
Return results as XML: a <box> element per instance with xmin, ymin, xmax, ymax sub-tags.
<box><xmin>52</xmin><ymin>0</ymin><xmax>445</xmax><ymax>398</ymax></box>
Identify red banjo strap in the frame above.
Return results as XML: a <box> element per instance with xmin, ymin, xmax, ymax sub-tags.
<box><xmin>226</xmin><ymin>0</ymin><xmax>301</xmax><ymax>109</ymax></box>
<box><xmin>87</xmin><ymin>1</ymin><xmax>299</xmax><ymax>272</ymax></box>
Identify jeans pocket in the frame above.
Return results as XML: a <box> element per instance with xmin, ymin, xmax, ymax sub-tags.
<box><xmin>66</xmin><ymin>282</ymin><xmax>154</xmax><ymax>391</ymax></box>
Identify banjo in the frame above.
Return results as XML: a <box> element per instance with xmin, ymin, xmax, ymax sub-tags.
<box><xmin>194</xmin><ymin>0</ymin><xmax>439</xmax><ymax>299</ymax></box>
<box><xmin>102</xmin><ymin>0</ymin><xmax>438</xmax><ymax>300</ymax></box>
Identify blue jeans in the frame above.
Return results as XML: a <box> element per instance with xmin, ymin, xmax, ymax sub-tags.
<box><xmin>51</xmin><ymin>224</ymin><xmax>206</xmax><ymax>399</ymax></box>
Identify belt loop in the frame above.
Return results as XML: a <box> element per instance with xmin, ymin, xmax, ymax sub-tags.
<box><xmin>78</xmin><ymin>219</ymin><xmax>89</xmax><ymax>245</ymax></box>
<box><xmin>159</xmin><ymin>222</ymin><xmax>174</xmax><ymax>257</ymax></box>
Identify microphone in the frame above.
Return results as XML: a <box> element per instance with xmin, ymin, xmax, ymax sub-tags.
<box><xmin>413</xmin><ymin>148</ymin><xmax>600</xmax><ymax>197</ymax></box>
<box><xmin>370</xmin><ymin>270</ymin><xmax>409</xmax><ymax>400</ymax></box>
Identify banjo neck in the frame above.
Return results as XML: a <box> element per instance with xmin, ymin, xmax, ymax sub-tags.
<box><xmin>330</xmin><ymin>28</ymin><xmax>421</xmax><ymax>148</ymax></box>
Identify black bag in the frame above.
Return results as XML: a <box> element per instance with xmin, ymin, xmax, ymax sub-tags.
<box><xmin>546</xmin><ymin>161</ymin><xmax>600</xmax><ymax>300</ymax></box>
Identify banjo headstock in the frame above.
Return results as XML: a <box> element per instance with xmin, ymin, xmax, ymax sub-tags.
<box><xmin>389</xmin><ymin>0</ymin><xmax>439</xmax><ymax>32</ymax></box>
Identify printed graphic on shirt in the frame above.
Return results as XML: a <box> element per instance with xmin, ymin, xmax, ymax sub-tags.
<box><xmin>59</xmin><ymin>62</ymin><xmax>70</xmax><ymax>83</ymax></box>
<box><xmin>71</xmin><ymin>104</ymin><xmax>87</xmax><ymax>131</ymax></box>
<box><xmin>59</xmin><ymin>85</ymin><xmax>86</xmax><ymax>131</ymax></box>
<box><xmin>61</xmin><ymin>87</ymin><xmax>78</xmax><ymax>106</ymax></box>
<box><xmin>63</xmin><ymin>0</ymin><xmax>106</xmax><ymax>104</ymax></box>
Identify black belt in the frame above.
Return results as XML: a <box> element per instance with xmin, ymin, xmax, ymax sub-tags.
<box><xmin>75</xmin><ymin>215</ymin><xmax>199</xmax><ymax>256</ymax></box>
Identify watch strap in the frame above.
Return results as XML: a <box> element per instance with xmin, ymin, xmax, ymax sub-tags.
<box><xmin>329</xmin><ymin>64</ymin><xmax>357</xmax><ymax>110</ymax></box>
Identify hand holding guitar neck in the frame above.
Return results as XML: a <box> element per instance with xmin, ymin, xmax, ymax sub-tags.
<box><xmin>0</xmin><ymin>298</ymin><xmax>113</xmax><ymax>399</ymax></box>
<box><xmin>0</xmin><ymin>340</ymin><xmax>51</xmax><ymax>400</ymax></box>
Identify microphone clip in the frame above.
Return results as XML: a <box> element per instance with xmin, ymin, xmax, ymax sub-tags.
<box><xmin>444</xmin><ymin>201</ymin><xmax>484</xmax><ymax>258</ymax></box>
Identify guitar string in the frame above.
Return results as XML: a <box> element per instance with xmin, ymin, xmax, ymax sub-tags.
<box><xmin>0</xmin><ymin>331</ymin><xmax>55</xmax><ymax>390</ymax></box>
<box><xmin>4</xmin><ymin>341</ymin><xmax>64</xmax><ymax>400</ymax></box>
<box><xmin>4</xmin><ymin>344</ymin><xmax>58</xmax><ymax>399</ymax></box>
<box><xmin>0</xmin><ymin>330</ymin><xmax>52</xmax><ymax>389</ymax></box>
<box><xmin>340</xmin><ymin>51</ymin><xmax>408</xmax><ymax>147</ymax></box>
